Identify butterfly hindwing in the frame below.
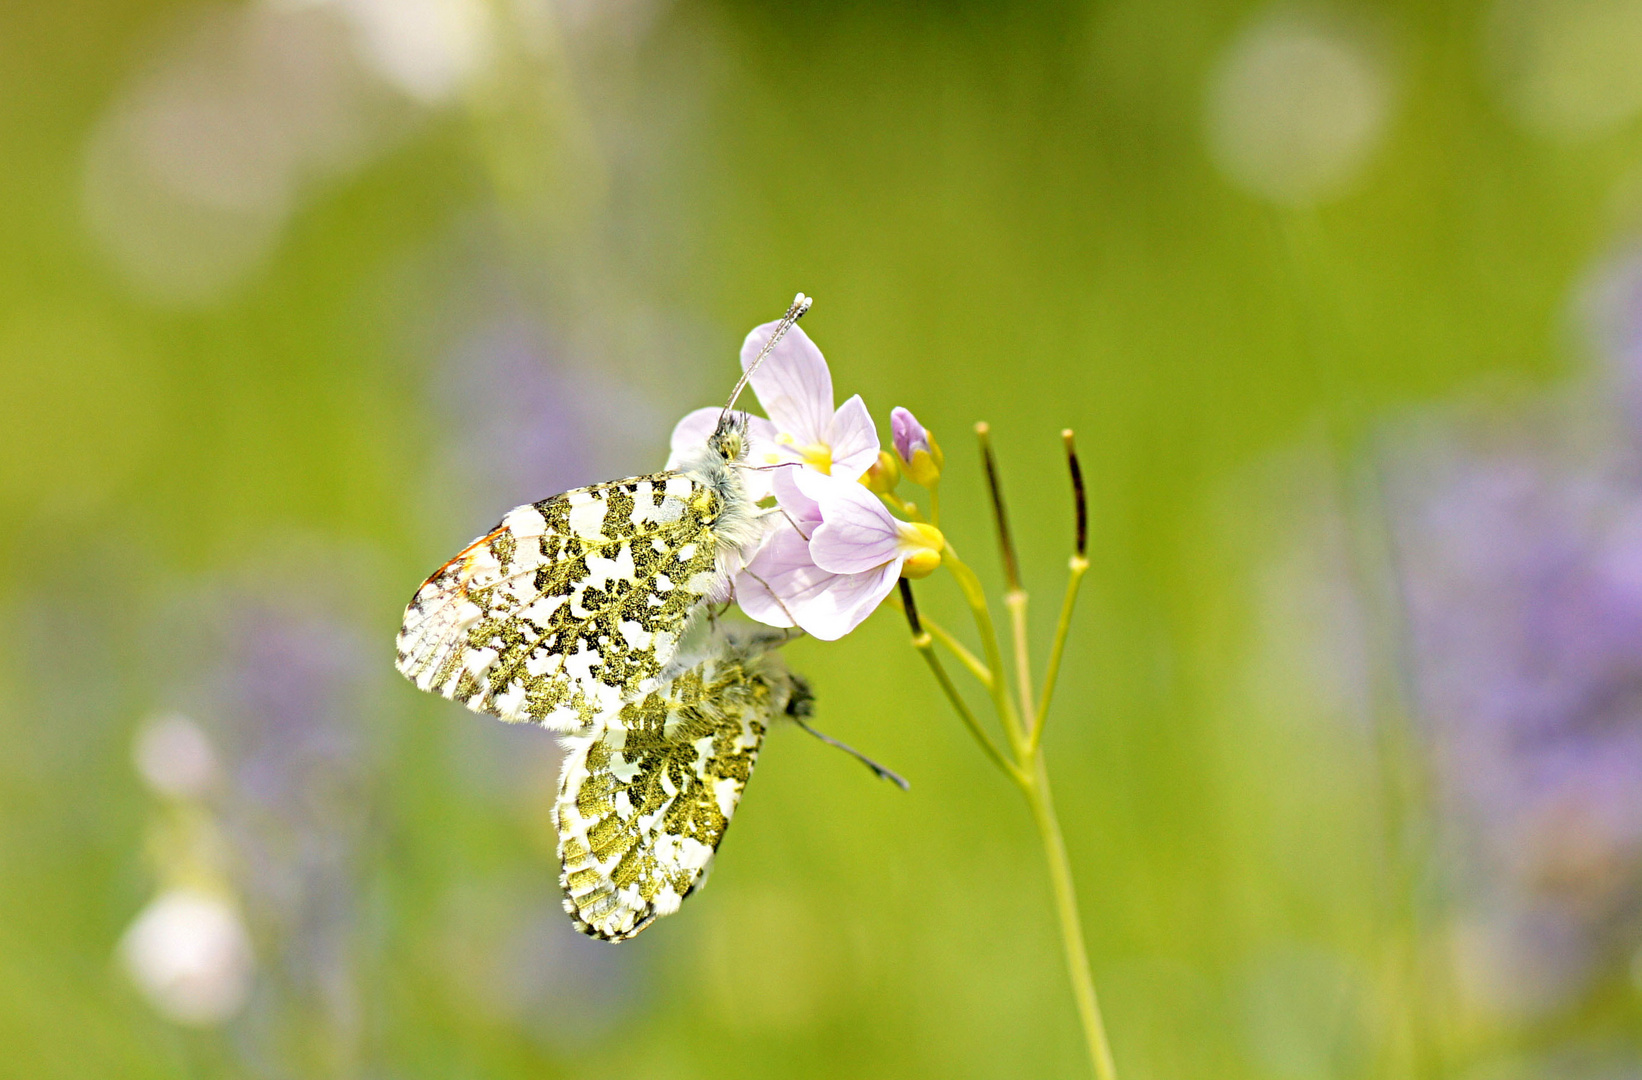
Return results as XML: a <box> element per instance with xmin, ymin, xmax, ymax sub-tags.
<box><xmin>396</xmin><ymin>473</ymin><xmax>725</xmax><ymax>732</ymax></box>
<box><xmin>554</xmin><ymin>626</ymin><xmax>808</xmax><ymax>941</ymax></box>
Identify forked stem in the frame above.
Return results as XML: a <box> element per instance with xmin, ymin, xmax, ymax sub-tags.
<box><xmin>904</xmin><ymin>426</ymin><xmax>1116</xmax><ymax>1080</ymax></box>
<box><xmin>942</xmin><ymin>545</ymin><xmax>1025</xmax><ymax>752</ymax></box>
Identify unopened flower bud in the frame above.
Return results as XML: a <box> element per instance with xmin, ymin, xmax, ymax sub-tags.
<box><xmin>896</xmin><ymin>521</ymin><xmax>945</xmax><ymax>579</ymax></box>
<box><xmin>861</xmin><ymin>450</ymin><xmax>901</xmax><ymax>493</ymax></box>
<box><xmin>890</xmin><ymin>407</ymin><xmax>943</xmax><ymax>487</ymax></box>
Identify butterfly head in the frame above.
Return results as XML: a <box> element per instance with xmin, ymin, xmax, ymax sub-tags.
<box><xmin>707</xmin><ymin>411</ymin><xmax>750</xmax><ymax>464</ymax></box>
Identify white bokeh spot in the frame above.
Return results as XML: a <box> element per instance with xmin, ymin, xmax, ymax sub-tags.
<box><xmin>1206</xmin><ymin>9</ymin><xmax>1397</xmax><ymax>205</ymax></box>
<box><xmin>132</xmin><ymin>713</ymin><xmax>221</xmax><ymax>800</ymax></box>
<box><xmin>119</xmin><ymin>889</ymin><xmax>255</xmax><ymax>1027</ymax></box>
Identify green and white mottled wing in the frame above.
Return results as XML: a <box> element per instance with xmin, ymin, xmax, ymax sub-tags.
<box><xmin>395</xmin><ymin>474</ymin><xmax>725</xmax><ymax>733</ymax></box>
<box><xmin>555</xmin><ymin>627</ymin><xmax>809</xmax><ymax>941</ymax></box>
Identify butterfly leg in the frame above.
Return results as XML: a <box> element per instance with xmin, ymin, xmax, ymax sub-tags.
<box><xmin>738</xmin><ymin>567</ymin><xmax>804</xmax><ymax>627</ymax></box>
<box><xmin>748</xmin><ymin>502</ymin><xmax>811</xmax><ymax>541</ymax></box>
<box><xmin>791</xmin><ymin>718</ymin><xmax>910</xmax><ymax>791</ymax></box>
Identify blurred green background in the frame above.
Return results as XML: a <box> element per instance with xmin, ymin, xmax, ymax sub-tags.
<box><xmin>6</xmin><ymin>0</ymin><xmax>1642</xmax><ymax>1077</ymax></box>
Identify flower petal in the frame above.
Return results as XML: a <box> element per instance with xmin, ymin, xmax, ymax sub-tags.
<box><xmin>743</xmin><ymin>414</ymin><xmax>784</xmax><ymax>465</ymax></box>
<box><xmin>825</xmin><ymin>395</ymin><xmax>881</xmax><ymax>482</ymax></box>
<box><xmin>734</xmin><ymin>524</ymin><xmax>819</xmax><ymax>629</ymax></box>
<box><xmin>736</xmin><ymin>474</ymin><xmax>902</xmax><ymax>639</ymax></box>
<box><xmin>771</xmin><ymin>466</ymin><xmax>823</xmax><ymax>527</ymax></box>
<box><xmin>666</xmin><ymin>407</ymin><xmax>722</xmax><ymax>470</ymax></box>
<box><xmin>742</xmin><ymin>322</ymin><xmax>833</xmax><ymax>444</ymax></box>
<box><xmin>665</xmin><ymin>408</ymin><xmax>785</xmax><ymax>498</ymax></box>
<box><xmin>730</xmin><ymin>414</ymin><xmax>785</xmax><ymax>501</ymax></box>
<box><xmin>805</xmin><ymin>474</ymin><xmax>903</xmax><ymax>574</ymax></box>
<box><xmin>786</xmin><ymin>562</ymin><xmax>900</xmax><ymax>640</ymax></box>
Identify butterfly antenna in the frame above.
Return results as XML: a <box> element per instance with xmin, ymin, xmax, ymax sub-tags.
<box><xmin>718</xmin><ymin>292</ymin><xmax>812</xmax><ymax>429</ymax></box>
<box><xmin>793</xmin><ymin>717</ymin><xmax>910</xmax><ymax>791</ymax></box>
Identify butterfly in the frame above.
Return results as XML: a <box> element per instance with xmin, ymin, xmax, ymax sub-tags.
<box><xmin>554</xmin><ymin>621</ymin><xmax>808</xmax><ymax>940</ymax></box>
<box><xmin>395</xmin><ymin>294</ymin><xmax>812</xmax><ymax>733</ymax></box>
<box><xmin>397</xmin><ymin>293</ymin><xmax>905</xmax><ymax>940</ymax></box>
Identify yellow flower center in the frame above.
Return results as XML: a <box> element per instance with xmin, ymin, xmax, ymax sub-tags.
<box><xmin>775</xmin><ymin>432</ymin><xmax>833</xmax><ymax>474</ymax></box>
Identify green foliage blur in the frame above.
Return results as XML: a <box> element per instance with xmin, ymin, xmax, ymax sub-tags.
<box><xmin>4</xmin><ymin>1</ymin><xmax>1641</xmax><ymax>1077</ymax></box>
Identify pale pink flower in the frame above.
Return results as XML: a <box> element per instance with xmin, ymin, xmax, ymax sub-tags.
<box><xmin>737</xmin><ymin>469</ymin><xmax>942</xmax><ymax>640</ymax></box>
<box><xmin>667</xmin><ymin>314</ymin><xmax>940</xmax><ymax>639</ymax></box>
<box><xmin>666</xmin><ymin>321</ymin><xmax>879</xmax><ymax>482</ymax></box>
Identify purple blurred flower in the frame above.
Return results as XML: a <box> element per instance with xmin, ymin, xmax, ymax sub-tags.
<box><xmin>737</xmin><ymin>469</ymin><xmax>943</xmax><ymax>640</ymax></box>
<box><xmin>890</xmin><ymin>406</ymin><xmax>927</xmax><ymax>460</ymax></box>
<box><xmin>1251</xmin><ymin>249</ymin><xmax>1642</xmax><ymax>1029</ymax></box>
<box><xmin>1382</xmin><ymin>383</ymin><xmax>1642</xmax><ymax>1018</ymax></box>
<box><xmin>143</xmin><ymin>553</ymin><xmax>388</xmax><ymax>1069</ymax></box>
<box><xmin>432</xmin><ymin>314</ymin><xmax>662</xmax><ymax>531</ymax></box>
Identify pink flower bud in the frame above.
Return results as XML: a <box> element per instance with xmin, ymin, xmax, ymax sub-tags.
<box><xmin>890</xmin><ymin>407</ymin><xmax>943</xmax><ymax>486</ymax></box>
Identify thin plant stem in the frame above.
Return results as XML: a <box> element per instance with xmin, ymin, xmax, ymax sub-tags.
<box><xmin>881</xmin><ymin>492</ymin><xmax>923</xmax><ymax>520</ymax></box>
<box><xmin>942</xmin><ymin>546</ymin><xmax>1025</xmax><ymax>751</ymax></box>
<box><xmin>1033</xmin><ymin>557</ymin><xmax>1087</xmax><ymax>754</ymax></box>
<box><xmin>1019</xmin><ymin>753</ymin><xmax>1119</xmax><ymax>1080</ymax></box>
<box><xmin>898</xmin><ymin>580</ymin><xmax>1020</xmax><ymax>782</ymax></box>
<box><xmin>1032</xmin><ymin>430</ymin><xmax>1091</xmax><ymax>751</ymax></box>
<box><xmin>922</xmin><ymin>617</ymin><xmax>992</xmax><ymax>688</ymax></box>
<box><xmin>976</xmin><ymin>422</ymin><xmax>1039</xmax><ymax>732</ymax></box>
<box><xmin>923</xmin><ymin>648</ymin><xmax>1019</xmax><ymax>783</ymax></box>
<box><xmin>975</xmin><ymin>423</ymin><xmax>1023</xmax><ymax>590</ymax></box>
<box><xmin>886</xmin><ymin>592</ymin><xmax>992</xmax><ymax>687</ymax></box>
<box><xmin>1007</xmin><ymin>593</ymin><xmax>1034</xmax><ymax>719</ymax></box>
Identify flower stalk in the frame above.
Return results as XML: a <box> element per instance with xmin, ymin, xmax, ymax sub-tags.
<box><xmin>658</xmin><ymin>308</ymin><xmax>1118</xmax><ymax>1075</ymax></box>
<box><xmin>899</xmin><ymin>425</ymin><xmax>1118</xmax><ymax>1080</ymax></box>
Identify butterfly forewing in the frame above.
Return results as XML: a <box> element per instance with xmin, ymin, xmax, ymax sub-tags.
<box><xmin>554</xmin><ymin>633</ymin><xmax>802</xmax><ymax>940</ymax></box>
<box><xmin>396</xmin><ymin>473</ymin><xmax>724</xmax><ymax>732</ymax></box>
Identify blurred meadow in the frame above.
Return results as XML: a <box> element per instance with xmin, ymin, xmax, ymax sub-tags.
<box><xmin>5</xmin><ymin>0</ymin><xmax>1642</xmax><ymax>1076</ymax></box>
